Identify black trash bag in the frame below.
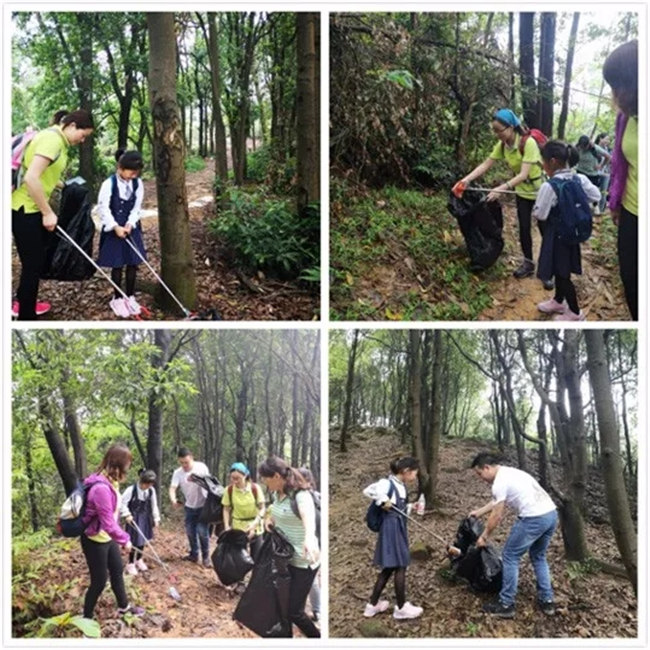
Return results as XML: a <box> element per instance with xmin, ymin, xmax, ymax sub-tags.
<box><xmin>447</xmin><ymin>190</ymin><xmax>504</xmax><ymax>272</ymax></box>
<box><xmin>450</xmin><ymin>517</ymin><xmax>502</xmax><ymax>593</ymax></box>
<box><xmin>42</xmin><ymin>182</ymin><xmax>96</xmax><ymax>281</ymax></box>
<box><xmin>212</xmin><ymin>529</ymin><xmax>255</xmax><ymax>585</ymax></box>
<box><xmin>233</xmin><ymin>528</ymin><xmax>294</xmax><ymax>638</ymax></box>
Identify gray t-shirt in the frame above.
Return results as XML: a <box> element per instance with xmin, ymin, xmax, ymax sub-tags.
<box><xmin>170</xmin><ymin>461</ymin><xmax>210</xmax><ymax>509</ymax></box>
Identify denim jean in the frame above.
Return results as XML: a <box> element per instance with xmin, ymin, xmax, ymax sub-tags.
<box><xmin>499</xmin><ymin>509</ymin><xmax>558</xmax><ymax>606</ymax></box>
<box><xmin>184</xmin><ymin>506</ymin><xmax>210</xmax><ymax>559</ymax></box>
<box><xmin>599</xmin><ymin>173</ymin><xmax>610</xmax><ymax>212</ymax></box>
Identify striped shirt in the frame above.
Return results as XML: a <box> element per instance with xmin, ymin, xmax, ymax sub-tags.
<box><xmin>270</xmin><ymin>491</ymin><xmax>318</xmax><ymax>569</ymax></box>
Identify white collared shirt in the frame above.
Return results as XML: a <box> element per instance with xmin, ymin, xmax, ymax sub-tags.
<box><xmin>97</xmin><ymin>173</ymin><xmax>144</xmax><ymax>232</ymax></box>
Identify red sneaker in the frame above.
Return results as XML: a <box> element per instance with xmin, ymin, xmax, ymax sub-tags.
<box><xmin>11</xmin><ymin>301</ymin><xmax>51</xmax><ymax>317</ymax></box>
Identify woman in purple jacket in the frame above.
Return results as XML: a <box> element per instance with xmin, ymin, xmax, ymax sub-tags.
<box><xmin>603</xmin><ymin>40</ymin><xmax>638</xmax><ymax>320</ymax></box>
<box><xmin>81</xmin><ymin>444</ymin><xmax>144</xmax><ymax>619</ymax></box>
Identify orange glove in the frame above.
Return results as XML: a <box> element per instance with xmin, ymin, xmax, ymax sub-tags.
<box><xmin>452</xmin><ymin>180</ymin><xmax>466</xmax><ymax>199</ymax></box>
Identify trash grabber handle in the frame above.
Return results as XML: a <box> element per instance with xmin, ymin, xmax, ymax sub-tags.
<box><xmin>389</xmin><ymin>504</ymin><xmax>447</xmax><ymax>545</ymax></box>
<box><xmin>465</xmin><ymin>187</ymin><xmax>518</xmax><ymax>195</ymax></box>
<box><xmin>129</xmin><ymin>519</ymin><xmax>170</xmax><ymax>573</ymax></box>
<box><xmin>123</xmin><ymin>235</ymin><xmax>191</xmax><ymax>317</ymax></box>
<box><xmin>55</xmin><ymin>225</ymin><xmax>131</xmax><ymax>303</ymax></box>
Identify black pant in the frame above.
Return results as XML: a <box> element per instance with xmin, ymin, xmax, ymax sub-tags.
<box><xmin>618</xmin><ymin>207</ymin><xmax>638</xmax><ymax>320</ymax></box>
<box><xmin>554</xmin><ymin>275</ymin><xmax>579</xmax><ymax>314</ymax></box>
<box><xmin>111</xmin><ymin>265</ymin><xmax>138</xmax><ymax>298</ymax></box>
<box><xmin>515</xmin><ymin>196</ymin><xmax>541</xmax><ymax>262</ymax></box>
<box><xmin>288</xmin><ymin>565</ymin><xmax>320</xmax><ymax>638</ymax></box>
<box><xmin>370</xmin><ymin>566</ymin><xmax>407</xmax><ymax>609</ymax></box>
<box><xmin>129</xmin><ymin>544</ymin><xmax>144</xmax><ymax>564</ymax></box>
<box><xmin>81</xmin><ymin>536</ymin><xmax>128</xmax><ymax>619</ymax></box>
<box><xmin>12</xmin><ymin>209</ymin><xmax>52</xmax><ymax>320</ymax></box>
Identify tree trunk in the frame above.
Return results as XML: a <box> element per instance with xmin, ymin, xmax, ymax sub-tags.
<box><xmin>557</xmin><ymin>13</ymin><xmax>579</xmax><ymax>140</ymax></box>
<box><xmin>585</xmin><ymin>331</ymin><xmax>637</xmax><ymax>594</ymax></box>
<box><xmin>519</xmin><ymin>12</ymin><xmax>537</xmax><ymax>128</ymax></box>
<box><xmin>25</xmin><ymin>437</ymin><xmax>39</xmax><ymax>532</ymax></box>
<box><xmin>295</xmin><ymin>12</ymin><xmax>319</xmax><ymax>213</ymax></box>
<box><xmin>147</xmin><ymin>12</ymin><xmax>197</xmax><ymax>312</ymax></box>
<box><xmin>537</xmin><ymin>13</ymin><xmax>556</xmax><ymax>135</ymax></box>
<box><xmin>340</xmin><ymin>330</ymin><xmax>360</xmax><ymax>452</ymax></box>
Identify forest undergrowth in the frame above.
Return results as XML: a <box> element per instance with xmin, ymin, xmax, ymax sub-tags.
<box><xmin>329</xmin><ymin>428</ymin><xmax>637</xmax><ymax>639</ymax></box>
<box><xmin>329</xmin><ymin>181</ymin><xmax>628</xmax><ymax>322</ymax></box>
<box><xmin>11</xmin><ymin>165</ymin><xmax>319</xmax><ymax>321</ymax></box>
<box><xmin>12</xmin><ymin>509</ymin><xmax>255</xmax><ymax>639</ymax></box>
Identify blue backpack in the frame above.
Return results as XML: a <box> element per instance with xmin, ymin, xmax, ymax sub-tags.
<box><xmin>548</xmin><ymin>175</ymin><xmax>593</xmax><ymax>245</ymax></box>
<box><xmin>366</xmin><ymin>480</ymin><xmax>395</xmax><ymax>532</ymax></box>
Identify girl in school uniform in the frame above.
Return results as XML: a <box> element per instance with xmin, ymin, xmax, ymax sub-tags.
<box><xmin>97</xmin><ymin>150</ymin><xmax>146</xmax><ymax>318</ymax></box>
<box><xmin>258</xmin><ymin>456</ymin><xmax>321</xmax><ymax>638</ymax></box>
<box><xmin>363</xmin><ymin>456</ymin><xmax>423</xmax><ymax>620</ymax></box>
<box><xmin>533</xmin><ymin>141</ymin><xmax>600</xmax><ymax>321</ymax></box>
<box><xmin>120</xmin><ymin>469</ymin><xmax>161</xmax><ymax>575</ymax></box>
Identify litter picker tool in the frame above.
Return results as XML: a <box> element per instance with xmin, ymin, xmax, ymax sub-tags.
<box><xmin>54</xmin><ymin>225</ymin><xmax>145</xmax><ymax>319</ymax></box>
<box><xmin>464</xmin><ymin>187</ymin><xmax>519</xmax><ymax>195</ymax></box>
<box><xmin>123</xmin><ymin>235</ymin><xmax>196</xmax><ymax>320</ymax></box>
<box><xmin>129</xmin><ymin>519</ymin><xmax>182</xmax><ymax>602</ymax></box>
<box><xmin>389</xmin><ymin>504</ymin><xmax>448</xmax><ymax>546</ymax></box>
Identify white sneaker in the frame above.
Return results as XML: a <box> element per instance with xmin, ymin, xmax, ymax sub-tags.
<box><xmin>363</xmin><ymin>600</ymin><xmax>390</xmax><ymax>617</ymax></box>
<box><xmin>135</xmin><ymin>558</ymin><xmax>148</xmax><ymax>572</ymax></box>
<box><xmin>393</xmin><ymin>601</ymin><xmax>423</xmax><ymax>619</ymax></box>
<box><xmin>125</xmin><ymin>296</ymin><xmax>141</xmax><ymax>316</ymax></box>
<box><xmin>109</xmin><ymin>297</ymin><xmax>130</xmax><ymax>318</ymax></box>
<box><xmin>125</xmin><ymin>563</ymin><xmax>138</xmax><ymax>576</ymax></box>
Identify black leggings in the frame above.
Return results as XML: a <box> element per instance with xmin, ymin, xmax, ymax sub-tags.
<box><xmin>129</xmin><ymin>544</ymin><xmax>145</xmax><ymax>564</ymax></box>
<box><xmin>111</xmin><ymin>265</ymin><xmax>137</xmax><ymax>298</ymax></box>
<box><xmin>370</xmin><ymin>566</ymin><xmax>407</xmax><ymax>609</ymax></box>
<box><xmin>81</xmin><ymin>536</ymin><xmax>128</xmax><ymax>619</ymax></box>
<box><xmin>618</xmin><ymin>207</ymin><xmax>638</xmax><ymax>320</ymax></box>
<box><xmin>554</xmin><ymin>275</ymin><xmax>579</xmax><ymax>314</ymax></box>
<box><xmin>288</xmin><ymin>565</ymin><xmax>320</xmax><ymax>638</ymax></box>
<box><xmin>516</xmin><ymin>196</ymin><xmax>542</xmax><ymax>262</ymax></box>
<box><xmin>12</xmin><ymin>209</ymin><xmax>52</xmax><ymax>320</ymax></box>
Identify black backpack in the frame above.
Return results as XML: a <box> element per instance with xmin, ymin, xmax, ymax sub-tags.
<box><xmin>548</xmin><ymin>175</ymin><xmax>593</xmax><ymax>245</ymax></box>
<box><xmin>289</xmin><ymin>489</ymin><xmax>321</xmax><ymax>541</ymax></box>
<box><xmin>56</xmin><ymin>480</ymin><xmax>102</xmax><ymax>538</ymax></box>
<box><xmin>365</xmin><ymin>480</ymin><xmax>395</xmax><ymax>532</ymax></box>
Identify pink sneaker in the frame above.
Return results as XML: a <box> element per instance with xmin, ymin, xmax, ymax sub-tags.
<box><xmin>363</xmin><ymin>600</ymin><xmax>390</xmax><ymax>617</ymax></box>
<box><xmin>11</xmin><ymin>301</ymin><xmax>51</xmax><ymax>317</ymax></box>
<box><xmin>125</xmin><ymin>296</ymin><xmax>141</xmax><ymax>316</ymax></box>
<box><xmin>537</xmin><ymin>298</ymin><xmax>567</xmax><ymax>314</ymax></box>
<box><xmin>135</xmin><ymin>558</ymin><xmax>148</xmax><ymax>572</ymax></box>
<box><xmin>393</xmin><ymin>601</ymin><xmax>423</xmax><ymax>619</ymax></box>
<box><xmin>554</xmin><ymin>309</ymin><xmax>586</xmax><ymax>321</ymax></box>
<box><xmin>125</xmin><ymin>563</ymin><xmax>138</xmax><ymax>576</ymax></box>
<box><xmin>109</xmin><ymin>297</ymin><xmax>131</xmax><ymax>318</ymax></box>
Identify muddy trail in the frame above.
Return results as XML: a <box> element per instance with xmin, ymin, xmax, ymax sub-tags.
<box><xmin>478</xmin><ymin>201</ymin><xmax>628</xmax><ymax>321</ymax></box>
<box><xmin>11</xmin><ymin>166</ymin><xmax>317</xmax><ymax>321</ymax></box>
<box><xmin>329</xmin><ymin>428</ymin><xmax>637</xmax><ymax>639</ymax></box>
<box><xmin>13</xmin><ymin>511</ymin><xmax>258</xmax><ymax>639</ymax></box>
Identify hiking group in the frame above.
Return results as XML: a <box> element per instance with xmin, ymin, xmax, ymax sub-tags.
<box><xmin>12</xmin><ymin>110</ymin><xmax>150</xmax><ymax>321</ymax></box>
<box><xmin>451</xmin><ymin>40</ymin><xmax>638</xmax><ymax>321</ymax></box>
<box><xmin>67</xmin><ymin>444</ymin><xmax>321</xmax><ymax>637</ymax></box>
<box><xmin>362</xmin><ymin>453</ymin><xmax>558</xmax><ymax>621</ymax></box>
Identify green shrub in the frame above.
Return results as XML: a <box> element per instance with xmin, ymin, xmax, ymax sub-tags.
<box><xmin>246</xmin><ymin>146</ymin><xmax>272</xmax><ymax>183</ymax></box>
<box><xmin>210</xmin><ymin>188</ymin><xmax>320</xmax><ymax>279</ymax></box>
<box><xmin>185</xmin><ymin>155</ymin><xmax>206</xmax><ymax>173</ymax></box>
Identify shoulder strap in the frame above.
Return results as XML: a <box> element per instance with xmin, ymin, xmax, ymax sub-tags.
<box><xmin>227</xmin><ymin>484</ymin><xmax>233</xmax><ymax>500</ymax></box>
<box><xmin>251</xmin><ymin>482</ymin><xmax>258</xmax><ymax>500</ymax></box>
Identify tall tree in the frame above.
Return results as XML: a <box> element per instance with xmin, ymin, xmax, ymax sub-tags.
<box><xmin>340</xmin><ymin>330</ymin><xmax>360</xmax><ymax>452</ymax></box>
<box><xmin>519</xmin><ymin>12</ymin><xmax>537</xmax><ymax>128</ymax></box>
<box><xmin>537</xmin><ymin>13</ymin><xmax>556</xmax><ymax>135</ymax></box>
<box><xmin>147</xmin><ymin>12</ymin><xmax>197</xmax><ymax>312</ymax></box>
<box><xmin>557</xmin><ymin>12</ymin><xmax>580</xmax><ymax>140</ymax></box>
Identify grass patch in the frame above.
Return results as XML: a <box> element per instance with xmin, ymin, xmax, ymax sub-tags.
<box><xmin>185</xmin><ymin>155</ymin><xmax>206</xmax><ymax>173</ymax></box>
<box><xmin>330</xmin><ymin>180</ymin><xmax>500</xmax><ymax>320</ymax></box>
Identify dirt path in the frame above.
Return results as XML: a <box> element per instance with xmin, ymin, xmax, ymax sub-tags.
<box><xmin>12</xmin><ymin>166</ymin><xmax>317</xmax><ymax>321</ymax></box>
<box><xmin>478</xmin><ymin>202</ymin><xmax>628</xmax><ymax>321</ymax></box>
<box><xmin>329</xmin><ymin>428</ymin><xmax>637</xmax><ymax>639</ymax></box>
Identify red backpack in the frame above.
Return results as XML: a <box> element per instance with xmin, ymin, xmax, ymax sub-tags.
<box><xmin>502</xmin><ymin>128</ymin><xmax>548</xmax><ymax>157</ymax></box>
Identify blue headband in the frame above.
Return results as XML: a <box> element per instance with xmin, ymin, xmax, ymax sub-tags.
<box><xmin>494</xmin><ymin>108</ymin><xmax>521</xmax><ymax>128</ymax></box>
<box><xmin>230</xmin><ymin>462</ymin><xmax>250</xmax><ymax>476</ymax></box>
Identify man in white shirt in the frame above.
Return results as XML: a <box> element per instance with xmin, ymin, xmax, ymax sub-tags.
<box><xmin>169</xmin><ymin>447</ymin><xmax>211</xmax><ymax>567</ymax></box>
<box><xmin>470</xmin><ymin>452</ymin><xmax>558</xmax><ymax>618</ymax></box>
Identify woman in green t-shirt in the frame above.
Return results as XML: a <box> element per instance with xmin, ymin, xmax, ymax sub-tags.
<box><xmin>454</xmin><ymin>108</ymin><xmax>547</xmax><ymax>284</ymax></box>
<box><xmin>221</xmin><ymin>462</ymin><xmax>266</xmax><ymax>561</ymax></box>
<box><xmin>11</xmin><ymin>109</ymin><xmax>94</xmax><ymax>320</ymax></box>
<box><xmin>259</xmin><ymin>456</ymin><xmax>320</xmax><ymax>638</ymax></box>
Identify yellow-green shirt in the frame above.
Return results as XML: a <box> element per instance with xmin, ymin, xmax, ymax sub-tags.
<box><xmin>489</xmin><ymin>133</ymin><xmax>543</xmax><ymax>200</ymax></box>
<box><xmin>622</xmin><ymin>117</ymin><xmax>638</xmax><ymax>216</ymax></box>
<box><xmin>221</xmin><ymin>482</ymin><xmax>265</xmax><ymax>536</ymax></box>
<box><xmin>11</xmin><ymin>126</ymin><xmax>69</xmax><ymax>213</ymax></box>
<box><xmin>88</xmin><ymin>480</ymin><xmax>121</xmax><ymax>544</ymax></box>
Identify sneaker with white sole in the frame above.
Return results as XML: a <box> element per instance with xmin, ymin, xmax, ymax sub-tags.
<box><xmin>109</xmin><ymin>297</ymin><xmax>131</xmax><ymax>318</ymax></box>
<box><xmin>537</xmin><ymin>297</ymin><xmax>567</xmax><ymax>314</ymax></box>
<box><xmin>125</xmin><ymin>296</ymin><xmax>141</xmax><ymax>316</ymax></box>
<box><xmin>393</xmin><ymin>601</ymin><xmax>423</xmax><ymax>619</ymax></box>
<box><xmin>135</xmin><ymin>559</ymin><xmax>148</xmax><ymax>572</ymax></box>
<box><xmin>553</xmin><ymin>309</ymin><xmax>585</xmax><ymax>322</ymax></box>
<box><xmin>125</xmin><ymin>563</ymin><xmax>138</xmax><ymax>576</ymax></box>
<box><xmin>363</xmin><ymin>600</ymin><xmax>390</xmax><ymax>617</ymax></box>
